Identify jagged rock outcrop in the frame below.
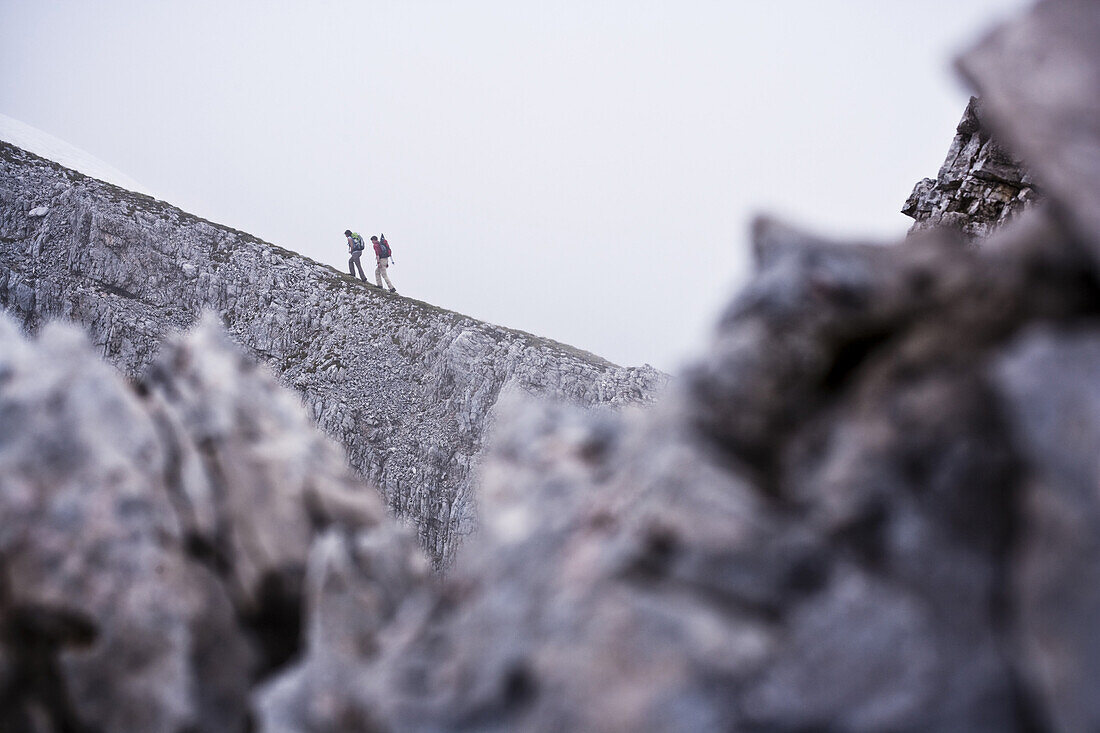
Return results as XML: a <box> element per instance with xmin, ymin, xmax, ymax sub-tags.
<box><xmin>0</xmin><ymin>148</ymin><xmax>664</xmax><ymax>566</ymax></box>
<box><xmin>256</xmin><ymin>2</ymin><xmax>1100</xmax><ymax>731</ymax></box>
<box><xmin>261</xmin><ymin>207</ymin><xmax>1097</xmax><ymax>732</ymax></box>
<box><xmin>0</xmin><ymin>314</ymin><xmax>426</xmax><ymax>732</ymax></box>
<box><xmin>902</xmin><ymin>96</ymin><xmax>1039</xmax><ymax>240</ymax></box>
<box><xmin>957</xmin><ymin>0</ymin><xmax>1100</xmax><ymax>268</ymax></box>
<box><xmin>6</xmin><ymin>1</ymin><xmax>1100</xmax><ymax>731</ymax></box>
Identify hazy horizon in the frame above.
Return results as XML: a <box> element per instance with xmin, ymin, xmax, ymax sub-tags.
<box><xmin>0</xmin><ymin>1</ymin><xmax>1029</xmax><ymax>370</ymax></box>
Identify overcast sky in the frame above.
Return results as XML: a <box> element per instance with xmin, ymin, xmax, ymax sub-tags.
<box><xmin>1</xmin><ymin>0</ymin><xmax>1029</xmax><ymax>370</ymax></box>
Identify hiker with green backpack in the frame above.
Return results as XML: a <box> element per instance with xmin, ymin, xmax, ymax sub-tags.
<box><xmin>344</xmin><ymin>229</ymin><xmax>368</xmax><ymax>282</ymax></box>
<box><xmin>371</xmin><ymin>234</ymin><xmax>397</xmax><ymax>293</ymax></box>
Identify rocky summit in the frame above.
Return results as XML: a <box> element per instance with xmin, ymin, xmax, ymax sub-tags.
<box><xmin>0</xmin><ymin>148</ymin><xmax>664</xmax><ymax>567</ymax></box>
<box><xmin>902</xmin><ymin>96</ymin><xmax>1038</xmax><ymax>241</ymax></box>
<box><xmin>5</xmin><ymin>0</ymin><xmax>1100</xmax><ymax>731</ymax></box>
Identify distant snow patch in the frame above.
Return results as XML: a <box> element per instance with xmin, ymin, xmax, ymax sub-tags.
<box><xmin>0</xmin><ymin>112</ymin><xmax>156</xmax><ymax>197</ymax></box>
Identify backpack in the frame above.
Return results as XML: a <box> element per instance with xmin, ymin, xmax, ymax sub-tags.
<box><xmin>377</xmin><ymin>237</ymin><xmax>392</xmax><ymax>258</ymax></box>
<box><xmin>350</xmin><ymin>232</ymin><xmax>365</xmax><ymax>251</ymax></box>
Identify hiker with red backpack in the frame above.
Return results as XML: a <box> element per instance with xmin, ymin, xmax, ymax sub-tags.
<box><xmin>344</xmin><ymin>229</ymin><xmax>368</xmax><ymax>282</ymax></box>
<box><xmin>371</xmin><ymin>234</ymin><xmax>396</xmax><ymax>293</ymax></box>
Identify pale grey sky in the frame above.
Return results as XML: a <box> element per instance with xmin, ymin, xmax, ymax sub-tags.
<box><xmin>1</xmin><ymin>1</ymin><xmax>1028</xmax><ymax>370</ymax></box>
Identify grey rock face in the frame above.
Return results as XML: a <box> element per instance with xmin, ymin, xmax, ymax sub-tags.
<box><xmin>275</xmin><ymin>208</ymin><xmax>1080</xmax><ymax>733</ymax></box>
<box><xmin>11</xmin><ymin>1</ymin><xmax>1100</xmax><ymax>731</ymax></box>
<box><xmin>995</xmin><ymin>329</ymin><xmax>1100</xmax><ymax>733</ymax></box>
<box><xmin>0</xmin><ymin>144</ymin><xmax>664</xmax><ymax>566</ymax></box>
<box><xmin>958</xmin><ymin>0</ymin><xmax>1100</xmax><ymax>261</ymax></box>
<box><xmin>0</xmin><ymin>313</ymin><xmax>423</xmax><ymax>732</ymax></box>
<box><xmin>255</xmin><ymin>3</ymin><xmax>1100</xmax><ymax>731</ymax></box>
<box><xmin>902</xmin><ymin>96</ymin><xmax>1038</xmax><ymax>240</ymax></box>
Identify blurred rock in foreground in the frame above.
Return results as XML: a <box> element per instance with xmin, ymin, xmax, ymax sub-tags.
<box><xmin>6</xmin><ymin>0</ymin><xmax>1100</xmax><ymax>731</ymax></box>
<box><xmin>0</xmin><ymin>315</ymin><xmax>425</xmax><ymax>732</ymax></box>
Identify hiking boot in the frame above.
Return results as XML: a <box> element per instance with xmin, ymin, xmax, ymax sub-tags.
<box><xmin>389</xmin><ymin>287</ymin><xmax>398</xmax><ymax>293</ymax></box>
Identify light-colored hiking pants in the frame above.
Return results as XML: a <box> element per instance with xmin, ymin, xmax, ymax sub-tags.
<box><xmin>376</xmin><ymin>257</ymin><xmax>394</xmax><ymax>289</ymax></box>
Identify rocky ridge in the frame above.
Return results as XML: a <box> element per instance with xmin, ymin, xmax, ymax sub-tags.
<box><xmin>0</xmin><ymin>149</ymin><xmax>664</xmax><ymax>566</ymax></box>
<box><xmin>902</xmin><ymin>96</ymin><xmax>1038</xmax><ymax>240</ymax></box>
<box><xmin>258</xmin><ymin>2</ymin><xmax>1100</xmax><ymax>730</ymax></box>
<box><xmin>5</xmin><ymin>0</ymin><xmax>1100</xmax><ymax>731</ymax></box>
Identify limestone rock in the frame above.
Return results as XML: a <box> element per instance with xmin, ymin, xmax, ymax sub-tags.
<box><xmin>902</xmin><ymin>96</ymin><xmax>1037</xmax><ymax>240</ymax></box>
<box><xmin>259</xmin><ymin>4</ymin><xmax>1100</xmax><ymax>728</ymax></box>
<box><xmin>995</xmin><ymin>329</ymin><xmax>1100</xmax><ymax>733</ymax></box>
<box><xmin>0</xmin><ymin>143</ymin><xmax>665</xmax><ymax>567</ymax></box>
<box><xmin>0</xmin><ymin>316</ymin><xmax>251</xmax><ymax>733</ymax></box>
<box><xmin>0</xmin><ymin>313</ymin><xmax>422</xmax><ymax>733</ymax></box>
<box><xmin>958</xmin><ymin>0</ymin><xmax>1100</xmax><ymax>259</ymax></box>
<box><xmin>11</xmin><ymin>1</ymin><xmax>1100</xmax><ymax>731</ymax></box>
<box><xmin>269</xmin><ymin>207</ymin><xmax>1078</xmax><ymax>732</ymax></box>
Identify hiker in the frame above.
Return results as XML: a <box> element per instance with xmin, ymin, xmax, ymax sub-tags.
<box><xmin>371</xmin><ymin>234</ymin><xmax>396</xmax><ymax>292</ymax></box>
<box><xmin>345</xmin><ymin>229</ymin><xmax>367</xmax><ymax>281</ymax></box>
